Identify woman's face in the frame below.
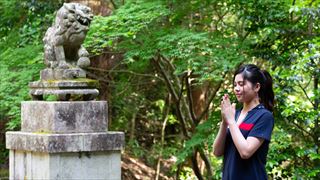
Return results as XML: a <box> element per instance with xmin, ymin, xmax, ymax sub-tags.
<box><xmin>233</xmin><ymin>73</ymin><xmax>259</xmax><ymax>103</ymax></box>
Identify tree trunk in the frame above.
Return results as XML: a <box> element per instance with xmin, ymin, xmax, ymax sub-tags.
<box><xmin>191</xmin><ymin>82</ymin><xmax>209</xmax><ymax>122</ymax></box>
<box><xmin>129</xmin><ymin>112</ymin><xmax>137</xmax><ymax>142</ymax></box>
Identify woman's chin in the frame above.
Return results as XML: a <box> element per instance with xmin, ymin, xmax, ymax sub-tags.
<box><xmin>236</xmin><ymin>98</ymin><xmax>243</xmax><ymax>102</ymax></box>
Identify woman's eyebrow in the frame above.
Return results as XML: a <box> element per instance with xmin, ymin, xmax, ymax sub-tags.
<box><xmin>235</xmin><ymin>80</ymin><xmax>244</xmax><ymax>83</ymax></box>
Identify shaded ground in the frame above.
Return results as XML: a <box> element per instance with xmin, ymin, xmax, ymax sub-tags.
<box><xmin>122</xmin><ymin>153</ymin><xmax>174</xmax><ymax>180</ymax></box>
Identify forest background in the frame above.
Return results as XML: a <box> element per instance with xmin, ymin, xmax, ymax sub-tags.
<box><xmin>0</xmin><ymin>0</ymin><xmax>319</xmax><ymax>179</ymax></box>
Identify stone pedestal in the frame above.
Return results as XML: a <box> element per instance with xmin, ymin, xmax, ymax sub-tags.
<box><xmin>29</xmin><ymin>79</ymin><xmax>99</xmax><ymax>101</ymax></box>
<box><xmin>6</xmin><ymin>101</ymin><xmax>124</xmax><ymax>180</ymax></box>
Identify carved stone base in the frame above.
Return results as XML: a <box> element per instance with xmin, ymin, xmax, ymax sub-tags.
<box><xmin>6</xmin><ymin>132</ymin><xmax>124</xmax><ymax>153</ymax></box>
<box><xmin>8</xmin><ymin>150</ymin><xmax>121</xmax><ymax>180</ymax></box>
<box><xmin>29</xmin><ymin>79</ymin><xmax>99</xmax><ymax>101</ymax></box>
<box><xmin>6</xmin><ymin>131</ymin><xmax>124</xmax><ymax>180</ymax></box>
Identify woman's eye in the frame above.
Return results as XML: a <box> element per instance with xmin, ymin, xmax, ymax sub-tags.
<box><xmin>234</xmin><ymin>81</ymin><xmax>244</xmax><ymax>87</ymax></box>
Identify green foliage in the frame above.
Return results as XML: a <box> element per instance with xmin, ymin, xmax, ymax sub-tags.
<box><xmin>176</xmin><ymin>112</ymin><xmax>218</xmax><ymax>164</ymax></box>
<box><xmin>0</xmin><ymin>45</ymin><xmax>43</xmax><ymax>129</ymax></box>
<box><xmin>0</xmin><ymin>142</ymin><xmax>8</xmax><ymax>165</ymax></box>
<box><xmin>269</xmin><ymin>40</ymin><xmax>320</xmax><ymax>178</ymax></box>
<box><xmin>264</xmin><ymin>1</ymin><xmax>320</xmax><ymax>178</ymax></box>
<box><xmin>127</xmin><ymin>139</ymin><xmax>145</xmax><ymax>157</ymax></box>
<box><xmin>0</xmin><ymin>0</ymin><xmax>62</xmax><ymax>130</ymax></box>
<box><xmin>178</xmin><ymin>167</ymin><xmax>196</xmax><ymax>180</ymax></box>
<box><xmin>156</xmin><ymin>30</ymin><xmax>247</xmax><ymax>79</ymax></box>
<box><xmin>0</xmin><ymin>168</ymin><xmax>9</xmax><ymax>179</ymax></box>
<box><xmin>86</xmin><ymin>0</ymin><xmax>248</xmax><ymax>86</ymax></box>
<box><xmin>267</xmin><ymin>127</ymin><xmax>293</xmax><ymax>178</ymax></box>
<box><xmin>0</xmin><ymin>0</ymin><xmax>61</xmax><ymax>42</ymax></box>
<box><xmin>85</xmin><ymin>0</ymin><xmax>170</xmax><ymax>54</ymax></box>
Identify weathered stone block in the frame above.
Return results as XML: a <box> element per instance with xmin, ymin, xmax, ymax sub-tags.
<box><xmin>40</xmin><ymin>68</ymin><xmax>87</xmax><ymax>80</ymax></box>
<box><xmin>10</xmin><ymin>150</ymin><xmax>121</xmax><ymax>180</ymax></box>
<box><xmin>21</xmin><ymin>101</ymin><xmax>108</xmax><ymax>133</ymax></box>
<box><xmin>6</xmin><ymin>131</ymin><xmax>125</xmax><ymax>153</ymax></box>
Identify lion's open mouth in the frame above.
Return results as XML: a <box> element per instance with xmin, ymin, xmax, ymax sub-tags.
<box><xmin>77</xmin><ymin>15</ymin><xmax>90</xmax><ymax>26</ymax></box>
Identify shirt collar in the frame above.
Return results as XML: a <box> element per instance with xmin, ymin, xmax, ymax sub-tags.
<box><xmin>237</xmin><ymin>104</ymin><xmax>265</xmax><ymax>114</ymax></box>
<box><xmin>248</xmin><ymin>104</ymin><xmax>265</xmax><ymax>113</ymax></box>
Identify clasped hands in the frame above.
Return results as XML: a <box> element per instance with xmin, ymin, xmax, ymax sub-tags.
<box><xmin>221</xmin><ymin>94</ymin><xmax>236</xmax><ymax>126</ymax></box>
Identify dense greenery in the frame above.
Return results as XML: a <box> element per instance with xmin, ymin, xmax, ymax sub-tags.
<box><xmin>0</xmin><ymin>0</ymin><xmax>319</xmax><ymax>179</ymax></box>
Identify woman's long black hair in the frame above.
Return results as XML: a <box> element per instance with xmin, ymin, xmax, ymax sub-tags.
<box><xmin>233</xmin><ymin>64</ymin><xmax>275</xmax><ymax>112</ymax></box>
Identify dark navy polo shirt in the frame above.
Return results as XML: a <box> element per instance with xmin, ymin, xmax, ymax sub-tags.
<box><xmin>222</xmin><ymin>104</ymin><xmax>274</xmax><ymax>180</ymax></box>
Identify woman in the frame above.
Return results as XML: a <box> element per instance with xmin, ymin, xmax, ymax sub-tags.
<box><xmin>213</xmin><ymin>64</ymin><xmax>275</xmax><ymax>180</ymax></box>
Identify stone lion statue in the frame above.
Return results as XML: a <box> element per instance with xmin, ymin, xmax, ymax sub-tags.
<box><xmin>43</xmin><ymin>3</ymin><xmax>93</xmax><ymax>70</ymax></box>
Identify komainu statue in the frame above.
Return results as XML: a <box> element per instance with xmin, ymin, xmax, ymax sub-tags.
<box><xmin>29</xmin><ymin>3</ymin><xmax>99</xmax><ymax>101</ymax></box>
<box><xmin>43</xmin><ymin>3</ymin><xmax>93</xmax><ymax>78</ymax></box>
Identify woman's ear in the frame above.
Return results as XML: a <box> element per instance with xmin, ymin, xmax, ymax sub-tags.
<box><xmin>255</xmin><ymin>83</ymin><xmax>261</xmax><ymax>93</ymax></box>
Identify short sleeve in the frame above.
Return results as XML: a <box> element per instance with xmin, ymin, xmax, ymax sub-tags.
<box><xmin>248</xmin><ymin>112</ymin><xmax>274</xmax><ymax>141</ymax></box>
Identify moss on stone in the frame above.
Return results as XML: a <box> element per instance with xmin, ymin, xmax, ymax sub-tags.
<box><xmin>33</xmin><ymin>131</ymin><xmax>52</xmax><ymax>134</ymax></box>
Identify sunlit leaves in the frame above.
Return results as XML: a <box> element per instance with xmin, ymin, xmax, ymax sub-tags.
<box><xmin>85</xmin><ymin>0</ymin><xmax>169</xmax><ymax>54</ymax></box>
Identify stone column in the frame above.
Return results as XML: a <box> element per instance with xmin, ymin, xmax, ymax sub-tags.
<box><xmin>6</xmin><ymin>101</ymin><xmax>124</xmax><ymax>179</ymax></box>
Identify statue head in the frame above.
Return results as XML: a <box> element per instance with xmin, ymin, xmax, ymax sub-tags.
<box><xmin>55</xmin><ymin>3</ymin><xmax>94</xmax><ymax>45</ymax></box>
